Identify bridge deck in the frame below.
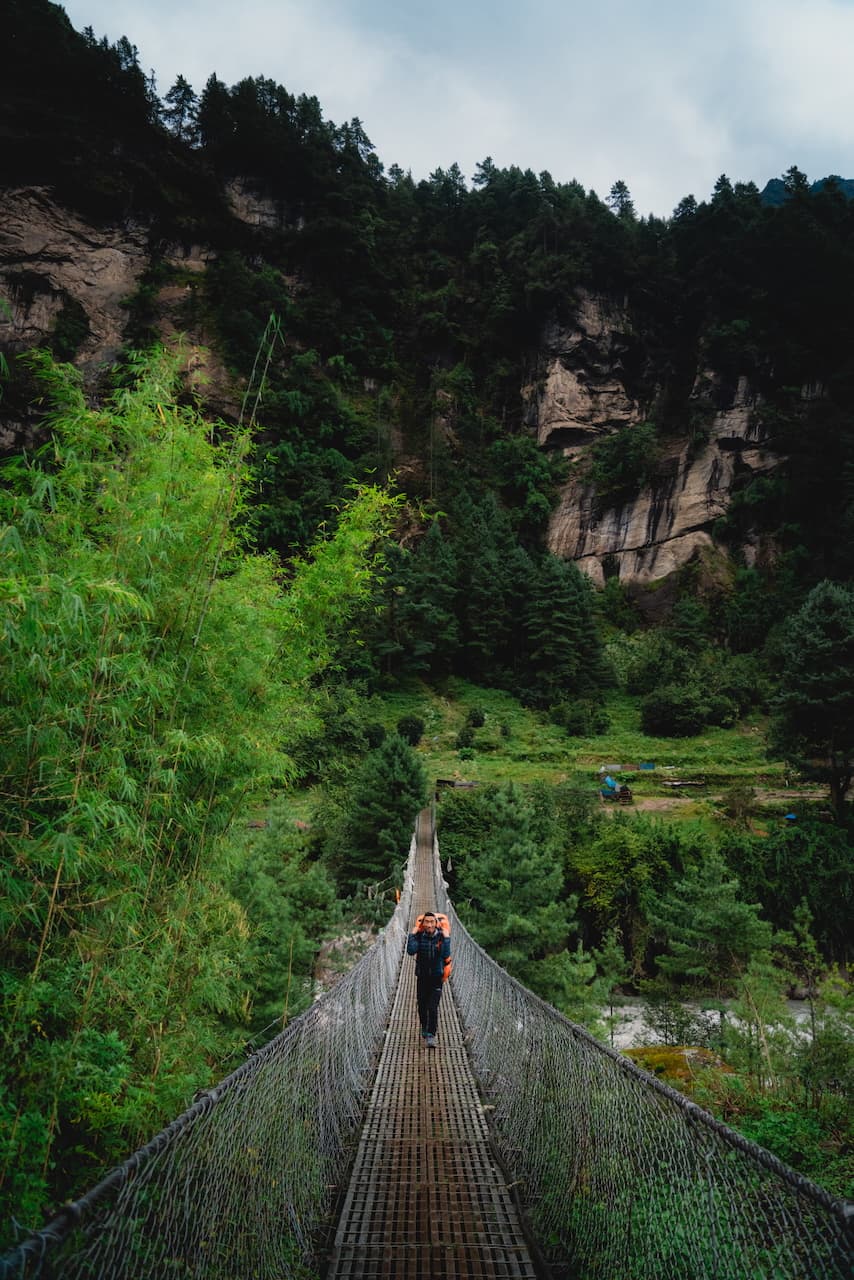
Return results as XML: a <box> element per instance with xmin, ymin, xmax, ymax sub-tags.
<box><xmin>326</xmin><ymin>815</ymin><xmax>539</xmax><ymax>1279</ymax></box>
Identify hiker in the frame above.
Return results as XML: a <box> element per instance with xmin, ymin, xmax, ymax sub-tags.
<box><xmin>406</xmin><ymin>911</ymin><xmax>451</xmax><ymax>1048</ymax></box>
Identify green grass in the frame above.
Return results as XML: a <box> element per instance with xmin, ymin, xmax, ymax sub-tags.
<box><xmin>366</xmin><ymin>679</ymin><xmax>824</xmax><ymax>830</ymax></box>
<box><xmin>374</xmin><ymin>677</ymin><xmax>578</xmax><ymax>786</ymax></box>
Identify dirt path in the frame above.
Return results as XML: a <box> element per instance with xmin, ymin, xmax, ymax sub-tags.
<box><xmin>614</xmin><ymin>786</ymin><xmax>823</xmax><ymax>816</ymax></box>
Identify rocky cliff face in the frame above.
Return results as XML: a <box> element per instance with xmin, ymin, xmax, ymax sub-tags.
<box><xmin>0</xmin><ymin>187</ymin><xmax>150</xmax><ymax>377</ymax></box>
<box><xmin>0</xmin><ymin>186</ymin><xmax>238</xmax><ymax>448</ymax></box>
<box><xmin>527</xmin><ymin>293</ymin><xmax>784</xmax><ymax>587</ymax></box>
<box><xmin>0</xmin><ymin>193</ymin><xmax>787</xmax><ymax>590</ymax></box>
<box><xmin>523</xmin><ymin>293</ymin><xmax>640</xmax><ymax>452</ymax></box>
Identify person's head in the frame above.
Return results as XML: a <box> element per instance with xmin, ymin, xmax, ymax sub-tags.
<box><xmin>420</xmin><ymin>912</ymin><xmax>438</xmax><ymax>935</ymax></box>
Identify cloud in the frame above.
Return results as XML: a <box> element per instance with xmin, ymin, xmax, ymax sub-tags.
<box><xmin>57</xmin><ymin>0</ymin><xmax>854</xmax><ymax>215</ymax></box>
<box><xmin>740</xmin><ymin>0</ymin><xmax>854</xmax><ymax>146</ymax></box>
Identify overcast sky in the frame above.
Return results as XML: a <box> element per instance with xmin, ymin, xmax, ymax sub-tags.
<box><xmin>59</xmin><ymin>0</ymin><xmax>854</xmax><ymax>217</ymax></box>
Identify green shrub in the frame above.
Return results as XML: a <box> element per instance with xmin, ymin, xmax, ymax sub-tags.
<box><xmin>550</xmin><ymin>700</ymin><xmax>610</xmax><ymax>736</ymax></box>
<box><xmin>626</xmin><ymin>632</ymin><xmax>691</xmax><ymax>695</ymax></box>
<box><xmin>641</xmin><ymin>684</ymin><xmax>709</xmax><ymax>737</ymax></box>
<box><xmin>705</xmin><ymin>694</ymin><xmax>738</xmax><ymax>728</ymax></box>
<box><xmin>713</xmin><ymin>652</ymin><xmax>769</xmax><ymax>713</ymax></box>
<box><xmin>364</xmin><ymin>722</ymin><xmax>387</xmax><ymax>748</ymax></box>
<box><xmin>588</xmin><ymin>420</ymin><xmax>660</xmax><ymax>511</ymax></box>
<box><xmin>50</xmin><ymin>295</ymin><xmax>91</xmax><ymax>361</ymax></box>
<box><xmin>396</xmin><ymin>714</ymin><xmax>424</xmax><ymax>746</ymax></box>
<box><xmin>721</xmin><ymin>783</ymin><xmax>757</xmax><ymax>825</ymax></box>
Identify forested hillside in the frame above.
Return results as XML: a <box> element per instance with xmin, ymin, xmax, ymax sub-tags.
<box><xmin>1</xmin><ymin>0</ymin><xmax>852</xmax><ymax>1239</ymax></box>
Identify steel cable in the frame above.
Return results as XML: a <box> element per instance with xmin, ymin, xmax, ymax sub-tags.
<box><xmin>0</xmin><ymin>839</ymin><xmax>416</xmax><ymax>1280</ymax></box>
<box><xmin>3</xmin><ymin>818</ymin><xmax>852</xmax><ymax>1280</ymax></box>
<box><xmin>432</xmin><ymin>829</ymin><xmax>853</xmax><ymax>1280</ymax></box>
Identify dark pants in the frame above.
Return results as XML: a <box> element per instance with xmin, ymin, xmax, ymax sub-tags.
<box><xmin>416</xmin><ymin>975</ymin><xmax>443</xmax><ymax>1035</ymax></box>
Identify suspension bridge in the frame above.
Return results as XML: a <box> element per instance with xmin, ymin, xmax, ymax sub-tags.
<box><xmin>1</xmin><ymin>810</ymin><xmax>852</xmax><ymax>1279</ymax></box>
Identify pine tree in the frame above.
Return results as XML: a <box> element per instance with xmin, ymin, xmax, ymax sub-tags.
<box><xmin>502</xmin><ymin>541</ymin><xmax>537</xmax><ymax>681</ymax></box>
<box><xmin>608</xmin><ymin>179</ymin><xmax>636</xmax><ymax>220</ymax></box>
<box><xmin>341</xmin><ymin>735</ymin><xmax>427</xmax><ymax>890</ymax></box>
<box><xmin>648</xmin><ymin>853</ymin><xmax>774</xmax><ymax>996</ymax></box>
<box><xmin>368</xmin><ymin>524</ymin><xmax>460</xmax><ymax>677</ymax></box>
<box><xmin>163</xmin><ymin>74</ymin><xmax>199</xmax><ymax>144</ymax></box>
<box><xmin>727</xmin><ymin>953</ymin><xmax>793</xmax><ymax>1091</ymax></box>
<box><xmin>453</xmin><ymin>783</ymin><xmax>581</xmax><ymax>1004</ymax></box>
<box><xmin>197</xmin><ymin>72</ymin><xmax>234</xmax><ymax>153</ymax></box>
<box><xmin>457</xmin><ymin>497</ymin><xmax>516</xmax><ymax>682</ymax></box>
<box><xmin>406</xmin><ymin>521</ymin><xmax>460</xmax><ymax>673</ymax></box>
<box><xmin>772</xmin><ymin>579</ymin><xmax>854</xmax><ymax>818</ymax></box>
<box><xmin>592</xmin><ymin>928</ymin><xmax>630</xmax><ymax>1047</ymax></box>
<box><xmin>523</xmin><ymin>554</ymin><xmax>606</xmax><ymax>706</ymax></box>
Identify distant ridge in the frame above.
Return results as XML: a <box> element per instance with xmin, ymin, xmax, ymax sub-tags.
<box><xmin>760</xmin><ymin>175</ymin><xmax>854</xmax><ymax>206</ymax></box>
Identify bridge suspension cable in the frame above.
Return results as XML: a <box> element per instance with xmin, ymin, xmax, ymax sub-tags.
<box><xmin>1</xmin><ymin>815</ymin><xmax>852</xmax><ymax>1278</ymax></box>
<box><xmin>432</xmin><ymin>823</ymin><xmax>853</xmax><ymax>1279</ymax></box>
<box><xmin>0</xmin><ymin>837</ymin><xmax>417</xmax><ymax>1280</ymax></box>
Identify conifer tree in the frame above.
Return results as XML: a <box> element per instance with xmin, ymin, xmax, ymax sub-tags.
<box><xmin>502</xmin><ymin>541</ymin><xmax>537</xmax><ymax>681</ymax></box>
<box><xmin>339</xmin><ymin>735</ymin><xmax>427</xmax><ymax>891</ymax></box>
<box><xmin>457</xmin><ymin>498</ymin><xmax>515</xmax><ymax>682</ymax></box>
<box><xmin>367</xmin><ymin>524</ymin><xmax>460</xmax><ymax>677</ymax></box>
<box><xmin>592</xmin><ymin>928</ymin><xmax>630</xmax><ymax>1047</ymax></box>
<box><xmin>647</xmin><ymin>853</ymin><xmax>774</xmax><ymax>996</ymax></box>
<box><xmin>523</xmin><ymin>554</ymin><xmax>606</xmax><ymax>706</ymax></box>
<box><xmin>163</xmin><ymin>74</ymin><xmax>199</xmax><ymax>144</ymax></box>
<box><xmin>608</xmin><ymin>179</ymin><xmax>636</xmax><ymax>220</ymax></box>
<box><xmin>453</xmin><ymin>783</ymin><xmax>582</xmax><ymax>1005</ymax></box>
<box><xmin>406</xmin><ymin>521</ymin><xmax>460</xmax><ymax>673</ymax></box>
<box><xmin>772</xmin><ymin>579</ymin><xmax>854</xmax><ymax>818</ymax></box>
<box><xmin>197</xmin><ymin>72</ymin><xmax>233</xmax><ymax>152</ymax></box>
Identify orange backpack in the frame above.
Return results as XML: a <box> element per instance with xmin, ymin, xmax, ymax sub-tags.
<box><xmin>415</xmin><ymin>912</ymin><xmax>453</xmax><ymax>982</ymax></box>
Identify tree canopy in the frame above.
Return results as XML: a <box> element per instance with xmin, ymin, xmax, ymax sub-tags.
<box><xmin>772</xmin><ymin>580</ymin><xmax>854</xmax><ymax>816</ymax></box>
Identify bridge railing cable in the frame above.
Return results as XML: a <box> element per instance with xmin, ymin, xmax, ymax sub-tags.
<box><xmin>0</xmin><ymin>838</ymin><xmax>416</xmax><ymax>1280</ymax></box>
<box><xmin>430</xmin><ymin>827</ymin><xmax>853</xmax><ymax>1280</ymax></box>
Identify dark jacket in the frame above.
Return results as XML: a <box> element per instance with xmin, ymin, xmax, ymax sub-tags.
<box><xmin>407</xmin><ymin>928</ymin><xmax>450</xmax><ymax>980</ymax></box>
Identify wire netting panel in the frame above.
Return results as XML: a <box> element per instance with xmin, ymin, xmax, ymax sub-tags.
<box><xmin>5</xmin><ymin>816</ymin><xmax>852</xmax><ymax>1280</ymax></box>
<box><xmin>434</xmin><ymin>834</ymin><xmax>854</xmax><ymax>1280</ymax></box>
<box><xmin>0</xmin><ymin>841</ymin><xmax>416</xmax><ymax>1280</ymax></box>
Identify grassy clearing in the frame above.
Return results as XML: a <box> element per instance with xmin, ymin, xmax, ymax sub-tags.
<box><xmin>367</xmin><ymin>679</ymin><xmax>824</xmax><ymax>830</ymax></box>
<box><xmin>374</xmin><ymin>677</ymin><xmax>576</xmax><ymax>786</ymax></box>
<box><xmin>265</xmin><ymin>678</ymin><xmax>824</xmax><ymax>839</ymax></box>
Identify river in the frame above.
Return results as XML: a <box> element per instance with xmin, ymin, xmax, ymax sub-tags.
<box><xmin>607</xmin><ymin>997</ymin><xmax>812</xmax><ymax>1050</ymax></box>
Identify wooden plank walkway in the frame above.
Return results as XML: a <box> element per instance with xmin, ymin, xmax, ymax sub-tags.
<box><xmin>326</xmin><ymin>812</ymin><xmax>540</xmax><ymax>1279</ymax></box>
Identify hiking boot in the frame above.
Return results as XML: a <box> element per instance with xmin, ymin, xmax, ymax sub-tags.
<box><xmin>425</xmin><ymin>1033</ymin><xmax>436</xmax><ymax>1048</ymax></box>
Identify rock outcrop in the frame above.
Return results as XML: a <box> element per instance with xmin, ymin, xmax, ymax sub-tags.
<box><xmin>0</xmin><ymin>187</ymin><xmax>240</xmax><ymax>447</ymax></box>
<box><xmin>547</xmin><ymin>376</ymin><xmax>780</xmax><ymax>585</ymax></box>
<box><xmin>529</xmin><ymin>296</ymin><xmax>783</xmax><ymax>587</ymax></box>
<box><xmin>224</xmin><ymin>178</ymin><xmax>287</xmax><ymax>230</ymax></box>
<box><xmin>523</xmin><ymin>294</ymin><xmax>640</xmax><ymax>451</ymax></box>
<box><xmin>0</xmin><ymin>187</ymin><xmax>150</xmax><ymax>378</ymax></box>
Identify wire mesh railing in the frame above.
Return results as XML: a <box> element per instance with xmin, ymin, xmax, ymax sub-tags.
<box><xmin>0</xmin><ymin>839</ymin><xmax>416</xmax><ymax>1280</ymax></box>
<box><xmin>5</xmin><ymin>815</ymin><xmax>852</xmax><ymax>1280</ymax></box>
<box><xmin>431</xmin><ymin>830</ymin><xmax>854</xmax><ymax>1280</ymax></box>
